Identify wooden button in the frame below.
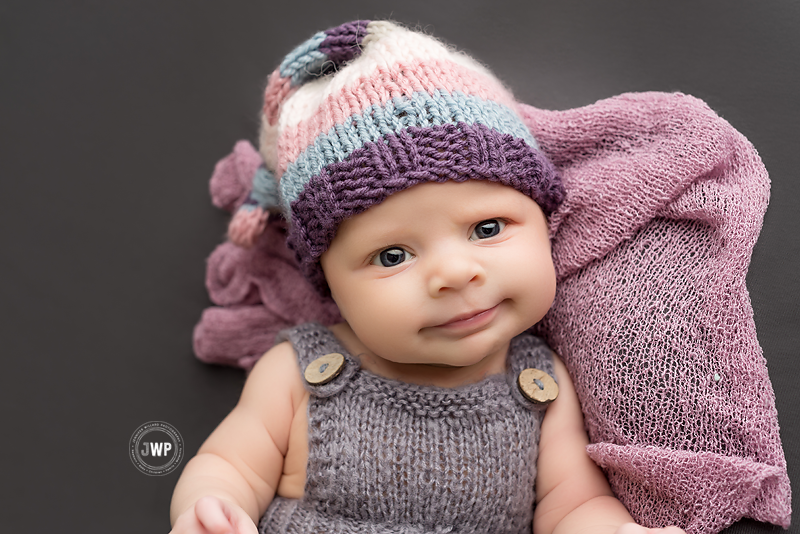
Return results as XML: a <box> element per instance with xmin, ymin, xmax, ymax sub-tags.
<box><xmin>304</xmin><ymin>353</ymin><xmax>345</xmax><ymax>385</ymax></box>
<box><xmin>518</xmin><ymin>368</ymin><xmax>559</xmax><ymax>404</ymax></box>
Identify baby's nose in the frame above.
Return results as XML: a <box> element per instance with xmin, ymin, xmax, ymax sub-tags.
<box><xmin>427</xmin><ymin>251</ymin><xmax>485</xmax><ymax>296</ymax></box>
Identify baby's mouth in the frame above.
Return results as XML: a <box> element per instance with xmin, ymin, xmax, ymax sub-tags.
<box><xmin>434</xmin><ymin>304</ymin><xmax>500</xmax><ymax>329</ymax></box>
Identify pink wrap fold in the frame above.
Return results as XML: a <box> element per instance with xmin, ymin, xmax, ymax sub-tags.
<box><xmin>193</xmin><ymin>92</ymin><xmax>790</xmax><ymax>533</ymax></box>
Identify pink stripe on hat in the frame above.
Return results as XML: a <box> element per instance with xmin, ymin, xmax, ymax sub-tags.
<box><xmin>263</xmin><ymin>70</ymin><xmax>296</xmax><ymax>125</ymax></box>
<box><xmin>274</xmin><ymin>58</ymin><xmax>518</xmax><ymax>178</ymax></box>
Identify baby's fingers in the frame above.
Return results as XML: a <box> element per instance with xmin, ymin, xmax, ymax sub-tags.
<box><xmin>195</xmin><ymin>496</ymin><xmax>258</xmax><ymax>534</ymax></box>
<box><xmin>194</xmin><ymin>497</ymin><xmax>234</xmax><ymax>533</ymax></box>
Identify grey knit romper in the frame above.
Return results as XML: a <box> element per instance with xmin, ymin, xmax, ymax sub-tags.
<box><xmin>258</xmin><ymin>322</ymin><xmax>555</xmax><ymax>534</ymax></box>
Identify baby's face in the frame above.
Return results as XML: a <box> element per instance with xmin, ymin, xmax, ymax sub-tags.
<box><xmin>320</xmin><ymin>180</ymin><xmax>556</xmax><ymax>369</ymax></box>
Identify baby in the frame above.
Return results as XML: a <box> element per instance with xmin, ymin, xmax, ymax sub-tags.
<box><xmin>170</xmin><ymin>20</ymin><xmax>685</xmax><ymax>534</ymax></box>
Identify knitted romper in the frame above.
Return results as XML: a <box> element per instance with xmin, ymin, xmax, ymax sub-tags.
<box><xmin>258</xmin><ymin>322</ymin><xmax>555</xmax><ymax>534</ymax></box>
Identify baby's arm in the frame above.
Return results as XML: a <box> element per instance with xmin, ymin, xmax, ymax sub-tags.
<box><xmin>170</xmin><ymin>342</ymin><xmax>305</xmax><ymax>534</ymax></box>
<box><xmin>534</xmin><ymin>355</ymin><xmax>685</xmax><ymax>534</ymax></box>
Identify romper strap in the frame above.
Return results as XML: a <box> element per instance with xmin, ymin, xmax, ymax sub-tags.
<box><xmin>506</xmin><ymin>334</ymin><xmax>559</xmax><ymax>411</ymax></box>
<box><xmin>275</xmin><ymin>322</ymin><xmax>360</xmax><ymax>398</ymax></box>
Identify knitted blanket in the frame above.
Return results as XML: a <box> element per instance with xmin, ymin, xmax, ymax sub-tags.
<box><xmin>193</xmin><ymin>91</ymin><xmax>790</xmax><ymax>533</ymax></box>
<box><xmin>521</xmin><ymin>92</ymin><xmax>790</xmax><ymax>532</ymax></box>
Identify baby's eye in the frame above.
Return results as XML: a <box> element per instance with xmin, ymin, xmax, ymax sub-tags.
<box><xmin>470</xmin><ymin>219</ymin><xmax>505</xmax><ymax>240</ymax></box>
<box><xmin>372</xmin><ymin>247</ymin><xmax>412</xmax><ymax>267</ymax></box>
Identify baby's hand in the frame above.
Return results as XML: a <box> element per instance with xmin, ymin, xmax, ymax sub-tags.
<box><xmin>616</xmin><ymin>523</ymin><xmax>687</xmax><ymax>534</ymax></box>
<box><xmin>170</xmin><ymin>496</ymin><xmax>259</xmax><ymax>534</ymax></box>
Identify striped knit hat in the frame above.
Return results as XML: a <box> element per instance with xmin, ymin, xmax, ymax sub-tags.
<box><xmin>229</xmin><ymin>20</ymin><xmax>565</xmax><ymax>290</ymax></box>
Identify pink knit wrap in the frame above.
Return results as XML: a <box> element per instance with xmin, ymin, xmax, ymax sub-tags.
<box><xmin>522</xmin><ymin>92</ymin><xmax>790</xmax><ymax>532</ymax></box>
<box><xmin>194</xmin><ymin>92</ymin><xmax>790</xmax><ymax>533</ymax></box>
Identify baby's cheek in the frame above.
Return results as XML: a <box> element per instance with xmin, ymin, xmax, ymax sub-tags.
<box><xmin>346</xmin><ymin>290</ymin><xmax>408</xmax><ymax>337</ymax></box>
<box><xmin>492</xmin><ymin>247</ymin><xmax>547</xmax><ymax>285</ymax></box>
<box><xmin>496</xmin><ymin>254</ymin><xmax>556</xmax><ymax>320</ymax></box>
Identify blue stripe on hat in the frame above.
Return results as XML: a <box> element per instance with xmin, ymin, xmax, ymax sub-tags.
<box><xmin>279</xmin><ymin>30</ymin><xmax>328</xmax><ymax>86</ymax></box>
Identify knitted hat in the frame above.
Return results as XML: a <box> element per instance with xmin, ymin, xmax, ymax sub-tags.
<box><xmin>229</xmin><ymin>20</ymin><xmax>565</xmax><ymax>290</ymax></box>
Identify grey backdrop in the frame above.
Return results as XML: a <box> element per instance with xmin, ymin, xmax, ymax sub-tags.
<box><xmin>1</xmin><ymin>1</ymin><xmax>797</xmax><ymax>533</ymax></box>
